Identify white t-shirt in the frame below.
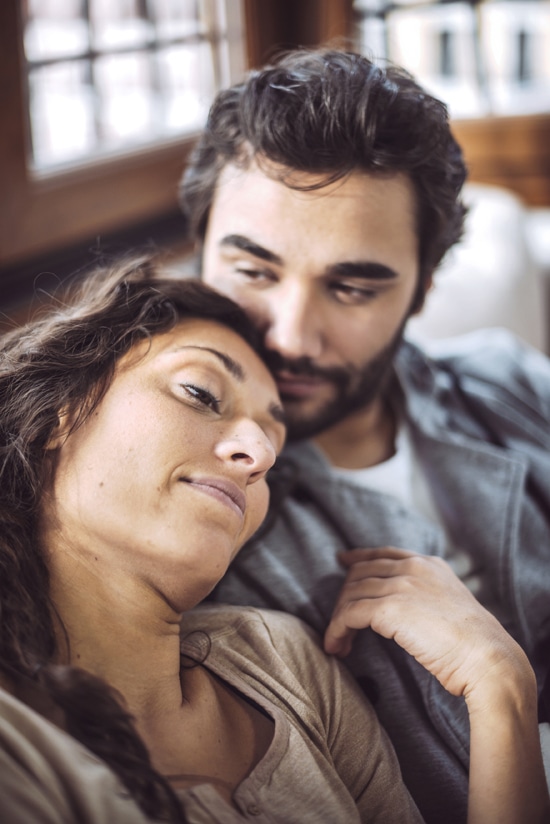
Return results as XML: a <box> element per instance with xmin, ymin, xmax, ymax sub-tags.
<box><xmin>330</xmin><ymin>422</ymin><xmax>483</xmax><ymax>598</ymax></box>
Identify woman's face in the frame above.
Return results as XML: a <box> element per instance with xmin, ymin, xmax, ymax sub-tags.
<box><xmin>43</xmin><ymin>318</ymin><xmax>286</xmax><ymax>610</ymax></box>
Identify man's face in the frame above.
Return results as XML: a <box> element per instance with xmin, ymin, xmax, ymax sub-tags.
<box><xmin>202</xmin><ymin>161</ymin><xmax>421</xmax><ymax>439</ymax></box>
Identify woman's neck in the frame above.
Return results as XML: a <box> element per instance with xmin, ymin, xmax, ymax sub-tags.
<box><xmin>46</xmin><ymin>540</ymin><xmax>275</xmax><ymax>796</ymax></box>
<box><xmin>48</xmin><ymin>545</ymin><xmax>189</xmax><ymax>723</ymax></box>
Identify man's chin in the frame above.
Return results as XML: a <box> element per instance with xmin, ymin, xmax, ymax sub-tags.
<box><xmin>282</xmin><ymin>384</ymin><xmax>381</xmax><ymax>441</ymax></box>
<box><xmin>283</xmin><ymin>402</ymin><xmax>344</xmax><ymax>442</ymax></box>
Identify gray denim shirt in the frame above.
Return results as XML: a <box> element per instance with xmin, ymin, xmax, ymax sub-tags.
<box><xmin>211</xmin><ymin>329</ymin><xmax>550</xmax><ymax>824</ymax></box>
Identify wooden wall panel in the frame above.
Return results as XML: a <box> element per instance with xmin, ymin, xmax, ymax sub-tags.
<box><xmin>244</xmin><ymin>0</ymin><xmax>352</xmax><ymax>67</ymax></box>
<box><xmin>452</xmin><ymin>114</ymin><xmax>550</xmax><ymax>207</ymax></box>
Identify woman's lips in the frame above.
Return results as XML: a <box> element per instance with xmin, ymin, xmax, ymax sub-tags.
<box><xmin>181</xmin><ymin>477</ymin><xmax>246</xmax><ymax>518</ymax></box>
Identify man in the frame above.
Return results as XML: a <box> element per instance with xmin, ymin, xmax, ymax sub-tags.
<box><xmin>179</xmin><ymin>49</ymin><xmax>550</xmax><ymax>822</ymax></box>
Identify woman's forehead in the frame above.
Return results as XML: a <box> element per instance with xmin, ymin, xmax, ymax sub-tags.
<box><xmin>119</xmin><ymin>317</ymin><xmax>279</xmax><ymax>398</ymax></box>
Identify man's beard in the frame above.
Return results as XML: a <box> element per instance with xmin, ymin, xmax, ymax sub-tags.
<box><xmin>266</xmin><ymin>326</ymin><xmax>406</xmax><ymax>441</ymax></box>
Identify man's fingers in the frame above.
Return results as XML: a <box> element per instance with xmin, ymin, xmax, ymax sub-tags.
<box><xmin>324</xmin><ymin>593</ymin><xmax>380</xmax><ymax>657</ymax></box>
<box><xmin>325</xmin><ymin>549</ymin><xmax>410</xmax><ymax>657</ymax></box>
<box><xmin>327</xmin><ymin>549</ymin><xmax>456</xmax><ymax>660</ymax></box>
<box><xmin>324</xmin><ymin>621</ymin><xmax>358</xmax><ymax>658</ymax></box>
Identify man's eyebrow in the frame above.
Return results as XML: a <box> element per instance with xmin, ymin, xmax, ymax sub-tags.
<box><xmin>175</xmin><ymin>346</ymin><xmax>245</xmax><ymax>381</ymax></box>
<box><xmin>219</xmin><ymin>236</ymin><xmax>398</xmax><ymax>281</ymax></box>
<box><xmin>219</xmin><ymin>234</ymin><xmax>283</xmax><ymax>266</ymax></box>
<box><xmin>328</xmin><ymin>261</ymin><xmax>399</xmax><ymax>281</ymax></box>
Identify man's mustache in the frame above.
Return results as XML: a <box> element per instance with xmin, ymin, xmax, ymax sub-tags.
<box><xmin>265</xmin><ymin>351</ymin><xmax>349</xmax><ymax>385</ymax></box>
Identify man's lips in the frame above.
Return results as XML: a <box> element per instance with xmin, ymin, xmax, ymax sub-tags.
<box><xmin>275</xmin><ymin>370</ymin><xmax>329</xmax><ymax>398</ymax></box>
<box><xmin>181</xmin><ymin>477</ymin><xmax>246</xmax><ymax>518</ymax></box>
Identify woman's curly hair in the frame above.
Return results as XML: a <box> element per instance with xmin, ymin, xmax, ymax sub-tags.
<box><xmin>0</xmin><ymin>256</ymin><xmax>263</xmax><ymax>821</ymax></box>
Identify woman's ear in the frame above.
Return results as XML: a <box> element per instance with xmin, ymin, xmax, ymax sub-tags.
<box><xmin>44</xmin><ymin>410</ymin><xmax>72</xmax><ymax>451</ymax></box>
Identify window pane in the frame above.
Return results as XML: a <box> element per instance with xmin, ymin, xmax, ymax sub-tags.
<box><xmin>24</xmin><ymin>0</ymin><xmax>89</xmax><ymax>62</ymax></box>
<box><xmin>387</xmin><ymin>3</ymin><xmax>485</xmax><ymax>117</ymax></box>
<box><xmin>94</xmin><ymin>51</ymin><xmax>154</xmax><ymax>146</ymax></box>
<box><xmin>157</xmin><ymin>42</ymin><xmax>216</xmax><ymax>134</ymax></box>
<box><xmin>153</xmin><ymin>0</ymin><xmax>205</xmax><ymax>39</ymax></box>
<box><xmin>28</xmin><ymin>60</ymin><xmax>96</xmax><ymax>167</ymax></box>
<box><xmin>481</xmin><ymin>1</ymin><xmax>550</xmax><ymax>115</ymax></box>
<box><xmin>91</xmin><ymin>0</ymin><xmax>153</xmax><ymax>51</ymax></box>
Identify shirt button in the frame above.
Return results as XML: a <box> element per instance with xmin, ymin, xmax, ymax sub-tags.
<box><xmin>247</xmin><ymin>803</ymin><xmax>261</xmax><ymax>816</ymax></box>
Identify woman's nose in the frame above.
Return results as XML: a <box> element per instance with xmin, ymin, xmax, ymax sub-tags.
<box><xmin>216</xmin><ymin>420</ymin><xmax>276</xmax><ymax>482</ymax></box>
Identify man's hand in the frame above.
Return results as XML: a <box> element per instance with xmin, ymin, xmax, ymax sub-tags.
<box><xmin>324</xmin><ymin>547</ymin><xmax>525</xmax><ymax>699</ymax></box>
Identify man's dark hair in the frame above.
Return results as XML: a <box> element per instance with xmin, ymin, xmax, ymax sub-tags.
<box><xmin>180</xmin><ymin>48</ymin><xmax>468</xmax><ymax>307</ymax></box>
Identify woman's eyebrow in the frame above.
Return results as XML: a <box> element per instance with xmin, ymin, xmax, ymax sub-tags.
<box><xmin>173</xmin><ymin>345</ymin><xmax>245</xmax><ymax>381</ymax></box>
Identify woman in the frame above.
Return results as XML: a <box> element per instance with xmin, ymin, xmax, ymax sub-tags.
<box><xmin>0</xmin><ymin>257</ymin><xmax>547</xmax><ymax>823</ymax></box>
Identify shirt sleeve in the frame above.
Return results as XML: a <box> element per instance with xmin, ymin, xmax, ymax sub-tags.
<box><xmin>0</xmin><ymin>687</ymin><xmax>153</xmax><ymax>824</ymax></box>
<box><xmin>252</xmin><ymin>610</ymin><xmax>425</xmax><ymax>824</ymax></box>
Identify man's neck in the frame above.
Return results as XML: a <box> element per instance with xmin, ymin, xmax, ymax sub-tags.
<box><xmin>313</xmin><ymin>395</ymin><xmax>397</xmax><ymax>470</ymax></box>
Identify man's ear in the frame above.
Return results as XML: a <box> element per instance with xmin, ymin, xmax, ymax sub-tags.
<box><xmin>410</xmin><ymin>272</ymin><xmax>434</xmax><ymax>316</ymax></box>
<box><xmin>44</xmin><ymin>410</ymin><xmax>72</xmax><ymax>451</ymax></box>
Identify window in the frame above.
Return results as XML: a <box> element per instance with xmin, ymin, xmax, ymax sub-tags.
<box><xmin>1</xmin><ymin>0</ymin><xmax>245</xmax><ymax>270</ymax></box>
<box><xmin>22</xmin><ymin>0</ymin><xmax>245</xmax><ymax>171</ymax></box>
<box><xmin>353</xmin><ymin>0</ymin><xmax>550</xmax><ymax>119</ymax></box>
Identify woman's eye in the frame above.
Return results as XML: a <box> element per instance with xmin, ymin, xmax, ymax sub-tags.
<box><xmin>182</xmin><ymin>384</ymin><xmax>221</xmax><ymax>413</ymax></box>
<box><xmin>235</xmin><ymin>267</ymin><xmax>274</xmax><ymax>283</ymax></box>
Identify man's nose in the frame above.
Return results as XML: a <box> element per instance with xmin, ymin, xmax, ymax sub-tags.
<box><xmin>263</xmin><ymin>283</ymin><xmax>323</xmax><ymax>361</ymax></box>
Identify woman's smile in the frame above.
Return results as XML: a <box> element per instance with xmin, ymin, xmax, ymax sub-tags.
<box><xmin>179</xmin><ymin>475</ymin><xmax>246</xmax><ymax>519</ymax></box>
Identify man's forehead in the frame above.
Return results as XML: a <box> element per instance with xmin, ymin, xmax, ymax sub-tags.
<box><xmin>214</xmin><ymin>157</ymin><xmax>344</xmax><ymax>198</ymax></box>
<box><xmin>214</xmin><ymin>158</ymin><xmax>416</xmax><ymax>205</ymax></box>
<box><xmin>208</xmin><ymin>162</ymin><xmax>419</xmax><ymax>251</ymax></box>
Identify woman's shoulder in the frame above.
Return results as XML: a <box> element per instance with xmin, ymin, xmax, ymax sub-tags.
<box><xmin>182</xmin><ymin>604</ymin><xmax>321</xmax><ymax>655</ymax></box>
<box><xmin>180</xmin><ymin>605</ymin><xmax>347</xmax><ymax>717</ymax></box>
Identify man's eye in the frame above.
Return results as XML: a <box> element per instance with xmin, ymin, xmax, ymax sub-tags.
<box><xmin>182</xmin><ymin>384</ymin><xmax>221</xmax><ymax>412</ymax></box>
<box><xmin>331</xmin><ymin>283</ymin><xmax>377</xmax><ymax>305</ymax></box>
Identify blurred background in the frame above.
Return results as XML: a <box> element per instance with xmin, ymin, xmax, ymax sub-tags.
<box><xmin>2</xmin><ymin>0</ymin><xmax>550</xmax><ymax>346</ymax></box>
